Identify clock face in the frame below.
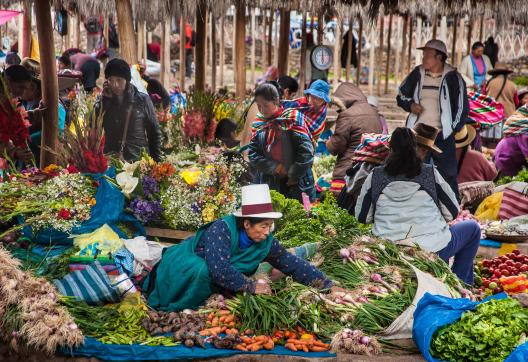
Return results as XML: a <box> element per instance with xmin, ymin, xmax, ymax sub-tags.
<box><xmin>311</xmin><ymin>46</ymin><xmax>333</xmax><ymax>70</ymax></box>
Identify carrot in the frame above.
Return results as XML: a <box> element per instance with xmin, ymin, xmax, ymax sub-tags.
<box><xmin>208</xmin><ymin>312</ymin><xmax>215</xmax><ymax>320</ymax></box>
<box><xmin>230</xmin><ymin>328</ymin><xmax>238</xmax><ymax>334</ymax></box>
<box><xmin>254</xmin><ymin>335</ymin><xmax>268</xmax><ymax>343</ymax></box>
<box><xmin>211</xmin><ymin>317</ymin><xmax>219</xmax><ymax>326</ymax></box>
<box><xmin>301</xmin><ymin>345</ymin><xmax>309</xmax><ymax>353</ymax></box>
<box><xmin>220</xmin><ymin>326</ymin><xmax>227</xmax><ymax>333</ymax></box>
<box><xmin>208</xmin><ymin>327</ymin><xmax>223</xmax><ymax>335</ymax></box>
<box><xmin>234</xmin><ymin>344</ymin><xmax>248</xmax><ymax>351</ymax></box>
<box><xmin>224</xmin><ymin>314</ymin><xmax>235</xmax><ymax>323</ymax></box>
<box><xmin>199</xmin><ymin>330</ymin><xmax>211</xmax><ymax>336</ymax></box>
<box><xmin>219</xmin><ymin>316</ymin><xmax>227</xmax><ymax>323</ymax></box>
<box><xmin>263</xmin><ymin>339</ymin><xmax>274</xmax><ymax>350</ymax></box>
<box><xmin>240</xmin><ymin>336</ymin><xmax>253</xmax><ymax>344</ymax></box>
<box><xmin>218</xmin><ymin>310</ymin><xmax>231</xmax><ymax>316</ymax></box>
<box><xmin>228</xmin><ymin>321</ymin><xmax>236</xmax><ymax>327</ymax></box>
<box><xmin>284</xmin><ymin>343</ymin><xmax>297</xmax><ymax>352</ymax></box>
<box><xmin>287</xmin><ymin>339</ymin><xmax>308</xmax><ymax>345</ymax></box>
<box><xmin>250</xmin><ymin>344</ymin><xmax>263</xmax><ymax>352</ymax></box>
<box><xmin>310</xmin><ymin>346</ymin><xmax>328</xmax><ymax>352</ymax></box>
<box><xmin>312</xmin><ymin>341</ymin><xmax>329</xmax><ymax>348</ymax></box>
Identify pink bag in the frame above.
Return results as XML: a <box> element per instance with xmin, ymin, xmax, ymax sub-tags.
<box><xmin>499</xmin><ymin>184</ymin><xmax>528</xmax><ymax>220</ymax></box>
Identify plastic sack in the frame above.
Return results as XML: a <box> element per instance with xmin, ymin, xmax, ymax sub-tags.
<box><xmin>506</xmin><ymin>343</ymin><xmax>528</xmax><ymax>362</ymax></box>
<box><xmin>474</xmin><ymin>191</ymin><xmax>503</xmax><ymax>222</ymax></box>
<box><xmin>73</xmin><ymin>224</ymin><xmax>123</xmax><ymax>258</ymax></box>
<box><xmin>413</xmin><ymin>292</ymin><xmax>508</xmax><ymax>362</ymax></box>
<box><xmin>380</xmin><ymin>265</ymin><xmax>453</xmax><ymax>340</ymax></box>
<box><xmin>24</xmin><ymin>169</ymin><xmax>145</xmax><ymax>246</ymax></box>
<box><xmin>123</xmin><ymin>236</ymin><xmax>165</xmax><ymax>275</ymax></box>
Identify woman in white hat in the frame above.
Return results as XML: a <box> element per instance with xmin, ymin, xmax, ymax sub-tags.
<box><xmin>145</xmin><ymin>184</ymin><xmax>334</xmax><ymax>311</ymax></box>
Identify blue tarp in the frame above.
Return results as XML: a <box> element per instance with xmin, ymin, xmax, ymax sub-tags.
<box><xmin>23</xmin><ymin>169</ymin><xmax>145</xmax><ymax>246</ymax></box>
<box><xmin>60</xmin><ymin>337</ymin><xmax>336</xmax><ymax>361</ymax></box>
<box><xmin>413</xmin><ymin>292</ymin><xmax>528</xmax><ymax>362</ymax></box>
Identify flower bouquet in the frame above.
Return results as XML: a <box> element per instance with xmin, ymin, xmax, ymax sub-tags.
<box><xmin>0</xmin><ymin>75</ymin><xmax>31</xmax><ymax>149</ymax></box>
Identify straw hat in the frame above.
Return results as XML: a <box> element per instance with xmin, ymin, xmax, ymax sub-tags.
<box><xmin>412</xmin><ymin>123</ymin><xmax>443</xmax><ymax>154</ymax></box>
<box><xmin>233</xmin><ymin>184</ymin><xmax>283</xmax><ymax>219</ymax></box>
<box><xmin>20</xmin><ymin>57</ymin><xmax>41</xmax><ymax>81</ymax></box>
<box><xmin>455</xmin><ymin>125</ymin><xmax>477</xmax><ymax>149</ymax></box>
<box><xmin>488</xmin><ymin>62</ymin><xmax>513</xmax><ymax>76</ymax></box>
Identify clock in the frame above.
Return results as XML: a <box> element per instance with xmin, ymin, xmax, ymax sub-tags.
<box><xmin>310</xmin><ymin>45</ymin><xmax>333</xmax><ymax>71</ymax></box>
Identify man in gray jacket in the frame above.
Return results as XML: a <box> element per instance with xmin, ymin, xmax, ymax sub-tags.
<box><xmin>397</xmin><ymin>39</ymin><xmax>469</xmax><ymax>197</ymax></box>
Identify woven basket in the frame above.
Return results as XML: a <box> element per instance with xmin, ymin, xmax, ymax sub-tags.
<box><xmin>486</xmin><ymin>233</ymin><xmax>528</xmax><ymax>244</ymax></box>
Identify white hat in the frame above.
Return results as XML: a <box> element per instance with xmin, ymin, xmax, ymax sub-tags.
<box><xmin>233</xmin><ymin>184</ymin><xmax>283</xmax><ymax>219</ymax></box>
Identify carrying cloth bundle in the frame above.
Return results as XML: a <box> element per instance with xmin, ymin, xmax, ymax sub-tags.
<box><xmin>467</xmin><ymin>91</ymin><xmax>505</xmax><ymax>130</ymax></box>
<box><xmin>503</xmin><ymin>105</ymin><xmax>528</xmax><ymax>137</ymax></box>
<box><xmin>352</xmin><ymin>133</ymin><xmax>390</xmax><ymax>165</ymax></box>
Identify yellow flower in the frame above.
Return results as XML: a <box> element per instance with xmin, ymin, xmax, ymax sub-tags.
<box><xmin>89</xmin><ymin>198</ymin><xmax>97</xmax><ymax>206</ymax></box>
<box><xmin>43</xmin><ymin>164</ymin><xmax>61</xmax><ymax>174</ymax></box>
<box><xmin>201</xmin><ymin>204</ymin><xmax>217</xmax><ymax>223</ymax></box>
<box><xmin>180</xmin><ymin>168</ymin><xmax>202</xmax><ymax>186</ymax></box>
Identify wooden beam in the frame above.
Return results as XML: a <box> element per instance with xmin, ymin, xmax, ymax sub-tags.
<box><xmin>467</xmin><ymin>17</ymin><xmax>473</xmax><ymax>55</ymax></box>
<box><xmin>179</xmin><ymin>15</ymin><xmax>186</xmax><ymax>91</ymax></box>
<box><xmin>407</xmin><ymin>16</ymin><xmax>413</xmax><ymax>74</ymax></box>
<box><xmin>376</xmin><ymin>14</ymin><xmax>384</xmax><ymax>97</ymax></box>
<box><xmin>383</xmin><ymin>12</ymin><xmax>392</xmax><ymax>94</ymax></box>
<box><xmin>115</xmin><ymin>0</ymin><xmax>137</xmax><ymax>64</ymax></box>
<box><xmin>451</xmin><ymin>15</ymin><xmax>458</xmax><ymax>65</ymax></box>
<box><xmin>211</xmin><ymin>14</ymin><xmax>217</xmax><ymax>92</ymax></box>
<box><xmin>368</xmin><ymin>20</ymin><xmax>376</xmax><ymax>95</ymax></box>
<box><xmin>400</xmin><ymin>15</ymin><xmax>408</xmax><ymax>83</ymax></box>
<box><xmin>393</xmin><ymin>16</ymin><xmax>401</xmax><ymax>87</ymax></box>
<box><xmin>432</xmin><ymin>15</ymin><xmax>438</xmax><ymax>39</ymax></box>
<box><xmin>277</xmin><ymin>9</ymin><xmax>290</xmax><ymax>76</ymax></box>
<box><xmin>219</xmin><ymin>15</ymin><xmax>225</xmax><ymax>87</ymax></box>
<box><xmin>161</xmin><ymin>19</ymin><xmax>171</xmax><ymax>89</ymax></box>
<box><xmin>479</xmin><ymin>14</ymin><xmax>484</xmax><ymax>41</ymax></box>
<box><xmin>103</xmin><ymin>16</ymin><xmax>109</xmax><ymax>48</ymax></box>
<box><xmin>75</xmin><ymin>14</ymin><xmax>80</xmax><ymax>48</ymax></box>
<box><xmin>317</xmin><ymin>10</ymin><xmax>324</xmax><ymax>45</ymax></box>
<box><xmin>414</xmin><ymin>17</ymin><xmax>422</xmax><ymax>70</ymax></box>
<box><xmin>356</xmin><ymin>16</ymin><xmax>363</xmax><ymax>86</ymax></box>
<box><xmin>333</xmin><ymin>16</ymin><xmax>341</xmax><ymax>88</ymax></box>
<box><xmin>18</xmin><ymin>2</ymin><xmax>31</xmax><ymax>58</ymax></box>
<box><xmin>267</xmin><ymin>9</ymin><xmax>273</xmax><ymax>67</ymax></box>
<box><xmin>457</xmin><ymin>16</ymin><xmax>465</xmax><ymax>65</ymax></box>
<box><xmin>34</xmin><ymin>0</ymin><xmax>58</xmax><ymax>168</ymax></box>
<box><xmin>195</xmin><ymin>0</ymin><xmax>207</xmax><ymax>92</ymax></box>
<box><xmin>137</xmin><ymin>21</ymin><xmax>146</xmax><ymax>62</ymax></box>
<box><xmin>250</xmin><ymin>8</ymin><xmax>256</xmax><ymax>84</ymax></box>
<box><xmin>299</xmin><ymin>12</ymin><xmax>307</xmax><ymax>90</ymax></box>
<box><xmin>440</xmin><ymin>16</ymin><xmax>447</xmax><ymax>43</ymax></box>
<box><xmin>262</xmin><ymin>9</ymin><xmax>267</xmax><ymax>70</ymax></box>
<box><xmin>235</xmin><ymin>0</ymin><xmax>246</xmax><ymax>98</ymax></box>
<box><xmin>344</xmin><ymin>16</ymin><xmax>353</xmax><ymax>82</ymax></box>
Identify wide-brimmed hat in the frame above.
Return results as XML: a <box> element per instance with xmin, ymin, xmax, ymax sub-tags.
<box><xmin>233</xmin><ymin>184</ymin><xmax>283</xmax><ymax>219</ymax></box>
<box><xmin>417</xmin><ymin>39</ymin><xmax>448</xmax><ymax>57</ymax></box>
<box><xmin>488</xmin><ymin>62</ymin><xmax>513</xmax><ymax>76</ymax></box>
<box><xmin>20</xmin><ymin>57</ymin><xmax>41</xmax><ymax>81</ymax></box>
<box><xmin>412</xmin><ymin>123</ymin><xmax>443</xmax><ymax>154</ymax></box>
<box><xmin>455</xmin><ymin>125</ymin><xmax>477</xmax><ymax>148</ymax></box>
<box><xmin>304</xmin><ymin>79</ymin><xmax>331</xmax><ymax>103</ymax></box>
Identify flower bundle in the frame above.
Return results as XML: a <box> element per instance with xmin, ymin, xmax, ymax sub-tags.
<box><xmin>0</xmin><ymin>247</ymin><xmax>83</xmax><ymax>354</ymax></box>
<box><xmin>161</xmin><ymin>154</ymin><xmax>247</xmax><ymax>230</ymax></box>
<box><xmin>0</xmin><ymin>76</ymin><xmax>31</xmax><ymax>148</ymax></box>
<box><xmin>182</xmin><ymin>92</ymin><xmax>219</xmax><ymax>144</ymax></box>
<box><xmin>47</xmin><ymin>88</ymin><xmax>108</xmax><ymax>174</ymax></box>
<box><xmin>0</xmin><ymin>169</ymin><xmax>96</xmax><ymax>237</ymax></box>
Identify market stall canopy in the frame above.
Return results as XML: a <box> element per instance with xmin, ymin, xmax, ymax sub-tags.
<box><xmin>0</xmin><ymin>9</ymin><xmax>20</xmax><ymax>25</ymax></box>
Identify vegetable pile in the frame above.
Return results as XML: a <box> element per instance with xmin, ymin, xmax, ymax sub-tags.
<box><xmin>431</xmin><ymin>298</ymin><xmax>528</xmax><ymax>362</ymax></box>
<box><xmin>476</xmin><ymin>250</ymin><xmax>528</xmax><ymax>296</ymax></box>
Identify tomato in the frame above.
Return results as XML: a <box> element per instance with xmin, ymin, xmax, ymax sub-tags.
<box><xmin>494</xmin><ymin>270</ymin><xmax>502</xmax><ymax>277</ymax></box>
<box><xmin>502</xmin><ymin>270</ymin><xmax>510</xmax><ymax>276</ymax></box>
<box><xmin>483</xmin><ymin>280</ymin><xmax>490</xmax><ymax>288</ymax></box>
<box><xmin>520</xmin><ymin>265</ymin><xmax>528</xmax><ymax>272</ymax></box>
<box><xmin>482</xmin><ymin>260</ymin><xmax>491</xmax><ymax>267</ymax></box>
<box><xmin>512</xmin><ymin>249</ymin><xmax>521</xmax><ymax>255</ymax></box>
<box><xmin>493</xmin><ymin>287</ymin><xmax>503</xmax><ymax>294</ymax></box>
<box><xmin>498</xmin><ymin>263</ymin><xmax>508</xmax><ymax>270</ymax></box>
<box><xmin>512</xmin><ymin>268</ymin><xmax>520</xmax><ymax>275</ymax></box>
<box><xmin>506</xmin><ymin>260</ymin><xmax>515</xmax><ymax>267</ymax></box>
<box><xmin>515</xmin><ymin>262</ymin><xmax>523</xmax><ymax>269</ymax></box>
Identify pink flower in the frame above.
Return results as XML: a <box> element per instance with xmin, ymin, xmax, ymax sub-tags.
<box><xmin>0</xmin><ymin>157</ymin><xmax>7</xmax><ymax>170</ymax></box>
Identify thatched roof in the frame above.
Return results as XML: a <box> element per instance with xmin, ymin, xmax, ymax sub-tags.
<box><xmin>1</xmin><ymin>0</ymin><xmax>527</xmax><ymax>26</ymax></box>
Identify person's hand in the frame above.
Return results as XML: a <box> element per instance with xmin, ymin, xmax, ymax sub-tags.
<box><xmin>102</xmin><ymin>80</ymin><xmax>112</xmax><ymax>97</ymax></box>
<box><xmin>13</xmin><ymin>147</ymin><xmax>33</xmax><ymax>161</ymax></box>
<box><xmin>255</xmin><ymin>281</ymin><xmax>272</xmax><ymax>295</ymax></box>
<box><xmin>274</xmin><ymin>164</ymin><xmax>287</xmax><ymax>177</ymax></box>
<box><xmin>410</xmin><ymin>103</ymin><xmax>423</xmax><ymax>115</ymax></box>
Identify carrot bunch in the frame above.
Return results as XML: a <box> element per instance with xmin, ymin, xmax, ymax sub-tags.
<box><xmin>200</xmin><ymin>310</ymin><xmax>239</xmax><ymax>336</ymax></box>
<box><xmin>284</xmin><ymin>334</ymin><xmax>330</xmax><ymax>352</ymax></box>
<box><xmin>234</xmin><ymin>335</ymin><xmax>275</xmax><ymax>352</ymax></box>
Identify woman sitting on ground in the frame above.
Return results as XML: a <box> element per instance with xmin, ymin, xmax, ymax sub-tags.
<box><xmin>355</xmin><ymin>127</ymin><xmax>481</xmax><ymax>285</ymax></box>
<box><xmin>145</xmin><ymin>184</ymin><xmax>336</xmax><ymax>311</ymax></box>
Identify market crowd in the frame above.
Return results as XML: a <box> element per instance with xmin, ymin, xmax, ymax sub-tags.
<box><xmin>0</xmin><ymin>21</ymin><xmax>527</xmax><ymax>299</ymax></box>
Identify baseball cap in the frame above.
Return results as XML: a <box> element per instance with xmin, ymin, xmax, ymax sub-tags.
<box><xmin>417</xmin><ymin>39</ymin><xmax>448</xmax><ymax>57</ymax></box>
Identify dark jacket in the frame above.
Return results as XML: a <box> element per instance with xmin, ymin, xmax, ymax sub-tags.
<box><xmin>327</xmin><ymin>83</ymin><xmax>381</xmax><ymax>180</ymax></box>
<box><xmin>96</xmin><ymin>84</ymin><xmax>161</xmax><ymax>162</ymax></box>
<box><xmin>396</xmin><ymin>65</ymin><xmax>469</xmax><ymax>140</ymax></box>
<box><xmin>249</xmin><ymin>127</ymin><xmax>315</xmax><ymax>201</ymax></box>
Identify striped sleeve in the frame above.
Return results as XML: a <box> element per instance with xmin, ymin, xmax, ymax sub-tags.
<box><xmin>355</xmin><ymin>172</ymin><xmax>374</xmax><ymax>224</ymax></box>
<box><xmin>433</xmin><ymin>168</ymin><xmax>460</xmax><ymax>222</ymax></box>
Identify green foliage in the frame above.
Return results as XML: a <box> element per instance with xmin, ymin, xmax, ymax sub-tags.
<box><xmin>274</xmin><ymin>218</ymin><xmax>324</xmax><ymax>248</ymax></box>
<box><xmin>270</xmin><ymin>190</ymin><xmax>308</xmax><ymax>233</ymax></box>
<box><xmin>496</xmin><ymin>168</ymin><xmax>528</xmax><ymax>186</ymax></box>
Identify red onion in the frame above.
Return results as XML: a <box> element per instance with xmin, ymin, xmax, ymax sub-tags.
<box><xmin>340</xmin><ymin>248</ymin><xmax>350</xmax><ymax>259</ymax></box>
<box><xmin>370</xmin><ymin>273</ymin><xmax>383</xmax><ymax>282</ymax></box>
<box><xmin>360</xmin><ymin>336</ymin><xmax>371</xmax><ymax>345</ymax></box>
<box><xmin>357</xmin><ymin>296</ymin><xmax>369</xmax><ymax>303</ymax></box>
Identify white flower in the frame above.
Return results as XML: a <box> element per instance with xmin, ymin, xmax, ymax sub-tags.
<box><xmin>122</xmin><ymin>161</ymin><xmax>140</xmax><ymax>175</ymax></box>
<box><xmin>116</xmin><ymin>172</ymin><xmax>139</xmax><ymax>195</ymax></box>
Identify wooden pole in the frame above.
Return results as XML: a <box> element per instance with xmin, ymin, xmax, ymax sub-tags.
<box><xmin>195</xmin><ymin>0</ymin><xmax>207</xmax><ymax>92</ymax></box>
<box><xmin>137</xmin><ymin>21</ymin><xmax>146</xmax><ymax>62</ymax></box>
<box><xmin>479</xmin><ymin>14</ymin><xmax>484</xmax><ymax>41</ymax></box>
<box><xmin>235</xmin><ymin>0</ymin><xmax>246</xmax><ymax>98</ymax></box>
<box><xmin>407</xmin><ymin>16</ymin><xmax>413</xmax><ymax>74</ymax></box>
<box><xmin>250</xmin><ymin>8</ymin><xmax>256</xmax><ymax>84</ymax></box>
<box><xmin>376</xmin><ymin>14</ymin><xmax>384</xmax><ymax>96</ymax></box>
<box><xmin>34</xmin><ymin>0</ymin><xmax>58</xmax><ymax>168</ymax></box>
<box><xmin>356</xmin><ymin>17</ymin><xmax>363</xmax><ymax>86</ymax></box>
<box><xmin>299</xmin><ymin>12</ymin><xmax>307</xmax><ymax>90</ymax></box>
<box><xmin>104</xmin><ymin>16</ymin><xmax>109</xmax><ymax>48</ymax></box>
<box><xmin>393</xmin><ymin>16</ymin><xmax>401</xmax><ymax>87</ymax></box>
<box><xmin>317</xmin><ymin>11</ymin><xmax>324</xmax><ymax>45</ymax></box>
<box><xmin>161</xmin><ymin>19</ymin><xmax>171</xmax><ymax>88</ymax></box>
<box><xmin>400</xmin><ymin>15</ymin><xmax>408</xmax><ymax>82</ymax></box>
<box><xmin>219</xmin><ymin>15</ymin><xmax>225</xmax><ymax>87</ymax></box>
<box><xmin>115</xmin><ymin>0</ymin><xmax>137</xmax><ymax>64</ymax></box>
<box><xmin>75</xmin><ymin>14</ymin><xmax>80</xmax><ymax>49</ymax></box>
<box><xmin>467</xmin><ymin>17</ymin><xmax>473</xmax><ymax>55</ymax></box>
<box><xmin>277</xmin><ymin>9</ymin><xmax>290</xmax><ymax>76</ymax></box>
<box><xmin>274</xmin><ymin>10</ymin><xmax>279</xmax><ymax>65</ymax></box>
<box><xmin>345</xmin><ymin>16</ymin><xmax>353</xmax><ymax>81</ymax></box>
<box><xmin>383</xmin><ymin>12</ymin><xmax>392</xmax><ymax>93</ymax></box>
<box><xmin>432</xmin><ymin>15</ymin><xmax>438</xmax><ymax>39</ymax></box>
<box><xmin>211</xmin><ymin>14</ymin><xmax>217</xmax><ymax>91</ymax></box>
<box><xmin>415</xmin><ymin>17</ymin><xmax>422</xmax><ymax>68</ymax></box>
<box><xmin>451</xmin><ymin>15</ymin><xmax>458</xmax><ymax>65</ymax></box>
<box><xmin>457</xmin><ymin>16</ymin><xmax>465</xmax><ymax>65</ymax></box>
<box><xmin>333</xmin><ymin>16</ymin><xmax>341</xmax><ymax>88</ymax></box>
<box><xmin>19</xmin><ymin>2</ymin><xmax>31</xmax><ymax>58</ymax></box>
<box><xmin>267</xmin><ymin>9</ymin><xmax>273</xmax><ymax>67</ymax></box>
<box><xmin>440</xmin><ymin>16</ymin><xmax>447</xmax><ymax>43</ymax></box>
<box><xmin>262</xmin><ymin>9</ymin><xmax>268</xmax><ymax>67</ymax></box>
<box><xmin>179</xmin><ymin>15</ymin><xmax>186</xmax><ymax>91</ymax></box>
<box><xmin>368</xmin><ymin>21</ymin><xmax>376</xmax><ymax>95</ymax></box>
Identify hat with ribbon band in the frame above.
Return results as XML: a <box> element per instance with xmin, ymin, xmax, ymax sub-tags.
<box><xmin>233</xmin><ymin>184</ymin><xmax>283</xmax><ymax>219</ymax></box>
